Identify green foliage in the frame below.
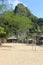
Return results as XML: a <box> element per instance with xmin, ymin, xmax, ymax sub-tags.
<box><xmin>0</xmin><ymin>11</ymin><xmax>33</xmax><ymax>37</ymax></box>
<box><xmin>0</xmin><ymin>3</ymin><xmax>43</xmax><ymax>40</ymax></box>
<box><xmin>0</xmin><ymin>0</ymin><xmax>13</xmax><ymax>13</ymax></box>
<box><xmin>37</xmin><ymin>18</ymin><xmax>43</xmax><ymax>26</ymax></box>
<box><xmin>0</xmin><ymin>26</ymin><xmax>6</xmax><ymax>38</ymax></box>
<box><xmin>37</xmin><ymin>18</ymin><xmax>43</xmax><ymax>32</ymax></box>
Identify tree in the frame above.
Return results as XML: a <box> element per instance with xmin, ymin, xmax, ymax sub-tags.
<box><xmin>29</xmin><ymin>15</ymin><xmax>39</xmax><ymax>32</ymax></box>
<box><xmin>0</xmin><ymin>11</ymin><xmax>33</xmax><ymax>38</ymax></box>
<box><xmin>0</xmin><ymin>27</ymin><xmax>6</xmax><ymax>44</ymax></box>
<box><xmin>0</xmin><ymin>0</ymin><xmax>13</xmax><ymax>13</ymax></box>
<box><xmin>37</xmin><ymin>18</ymin><xmax>43</xmax><ymax>32</ymax></box>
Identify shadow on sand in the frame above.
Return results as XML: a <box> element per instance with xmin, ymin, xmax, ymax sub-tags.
<box><xmin>0</xmin><ymin>45</ymin><xmax>12</xmax><ymax>48</ymax></box>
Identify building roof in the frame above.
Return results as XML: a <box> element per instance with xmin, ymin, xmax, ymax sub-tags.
<box><xmin>8</xmin><ymin>36</ymin><xmax>17</xmax><ymax>40</ymax></box>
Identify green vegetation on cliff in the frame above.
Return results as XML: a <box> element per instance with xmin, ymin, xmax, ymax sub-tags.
<box><xmin>0</xmin><ymin>3</ymin><xmax>43</xmax><ymax>39</ymax></box>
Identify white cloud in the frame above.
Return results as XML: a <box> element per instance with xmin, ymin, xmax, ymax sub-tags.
<box><xmin>12</xmin><ymin>0</ymin><xmax>22</xmax><ymax>8</ymax></box>
<box><xmin>3</xmin><ymin>0</ymin><xmax>27</xmax><ymax>9</ymax></box>
<box><xmin>8</xmin><ymin>0</ymin><xmax>22</xmax><ymax>8</ymax></box>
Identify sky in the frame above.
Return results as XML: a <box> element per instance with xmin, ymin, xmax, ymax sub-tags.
<box><xmin>0</xmin><ymin>0</ymin><xmax>43</xmax><ymax>18</ymax></box>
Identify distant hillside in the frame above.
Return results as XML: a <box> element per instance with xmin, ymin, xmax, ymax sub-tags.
<box><xmin>14</xmin><ymin>3</ymin><xmax>32</xmax><ymax>17</ymax></box>
<box><xmin>14</xmin><ymin>3</ymin><xmax>38</xmax><ymax>26</ymax></box>
<box><xmin>0</xmin><ymin>3</ymin><xmax>43</xmax><ymax>39</ymax></box>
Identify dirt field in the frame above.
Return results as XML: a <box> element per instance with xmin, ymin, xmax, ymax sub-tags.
<box><xmin>0</xmin><ymin>43</ymin><xmax>43</xmax><ymax>65</ymax></box>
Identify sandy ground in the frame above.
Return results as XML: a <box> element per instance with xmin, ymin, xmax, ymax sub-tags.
<box><xmin>0</xmin><ymin>43</ymin><xmax>43</xmax><ymax>65</ymax></box>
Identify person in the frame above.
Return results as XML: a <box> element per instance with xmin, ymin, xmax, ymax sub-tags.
<box><xmin>0</xmin><ymin>39</ymin><xmax>2</xmax><ymax>46</ymax></box>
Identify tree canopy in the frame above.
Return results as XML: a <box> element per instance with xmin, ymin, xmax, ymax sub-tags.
<box><xmin>0</xmin><ymin>3</ymin><xmax>43</xmax><ymax>39</ymax></box>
